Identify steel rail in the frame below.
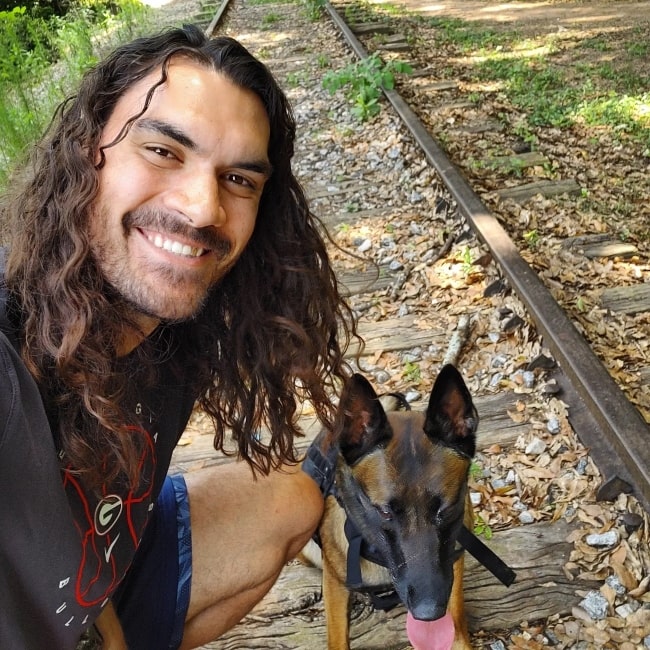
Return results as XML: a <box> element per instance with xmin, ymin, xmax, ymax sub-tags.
<box><xmin>204</xmin><ymin>0</ymin><xmax>232</xmax><ymax>36</ymax></box>
<box><xmin>323</xmin><ymin>0</ymin><xmax>650</xmax><ymax>511</ymax></box>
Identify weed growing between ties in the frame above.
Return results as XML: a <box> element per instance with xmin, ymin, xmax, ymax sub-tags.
<box><xmin>322</xmin><ymin>52</ymin><xmax>412</xmax><ymax>121</ymax></box>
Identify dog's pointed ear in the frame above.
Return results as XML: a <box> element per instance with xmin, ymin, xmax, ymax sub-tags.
<box><xmin>424</xmin><ymin>364</ymin><xmax>478</xmax><ymax>458</ymax></box>
<box><xmin>337</xmin><ymin>373</ymin><xmax>391</xmax><ymax>465</ymax></box>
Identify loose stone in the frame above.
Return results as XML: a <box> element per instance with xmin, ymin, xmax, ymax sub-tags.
<box><xmin>585</xmin><ymin>530</ymin><xmax>620</xmax><ymax>548</ymax></box>
<box><xmin>579</xmin><ymin>590</ymin><xmax>609</xmax><ymax>620</ymax></box>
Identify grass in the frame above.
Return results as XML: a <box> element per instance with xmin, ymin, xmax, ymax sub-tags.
<box><xmin>442</xmin><ymin>19</ymin><xmax>649</xmax><ymax>148</ymax></box>
<box><xmin>426</xmin><ymin>16</ymin><xmax>518</xmax><ymax>52</ymax></box>
<box><xmin>261</xmin><ymin>11</ymin><xmax>282</xmax><ymax>27</ymax></box>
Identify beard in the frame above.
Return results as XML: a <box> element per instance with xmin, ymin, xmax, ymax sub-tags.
<box><xmin>90</xmin><ymin>205</ymin><xmax>234</xmax><ymax>323</ymax></box>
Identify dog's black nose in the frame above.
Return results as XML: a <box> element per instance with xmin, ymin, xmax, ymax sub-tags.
<box><xmin>408</xmin><ymin>599</ymin><xmax>447</xmax><ymax>621</ymax></box>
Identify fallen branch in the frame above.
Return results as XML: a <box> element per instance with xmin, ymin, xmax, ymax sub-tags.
<box><xmin>442</xmin><ymin>314</ymin><xmax>471</xmax><ymax>367</ymax></box>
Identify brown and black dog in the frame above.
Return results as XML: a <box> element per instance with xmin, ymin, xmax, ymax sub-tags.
<box><xmin>301</xmin><ymin>364</ymin><xmax>478</xmax><ymax>650</ymax></box>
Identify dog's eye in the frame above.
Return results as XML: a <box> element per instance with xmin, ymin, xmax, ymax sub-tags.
<box><xmin>430</xmin><ymin>497</ymin><xmax>446</xmax><ymax>523</ymax></box>
<box><xmin>376</xmin><ymin>504</ymin><xmax>393</xmax><ymax>521</ymax></box>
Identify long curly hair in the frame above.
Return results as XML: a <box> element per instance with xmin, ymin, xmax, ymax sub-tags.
<box><xmin>3</xmin><ymin>25</ymin><xmax>358</xmax><ymax>487</ymax></box>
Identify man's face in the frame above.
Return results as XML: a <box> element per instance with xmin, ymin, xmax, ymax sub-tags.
<box><xmin>90</xmin><ymin>58</ymin><xmax>271</xmax><ymax>333</ymax></box>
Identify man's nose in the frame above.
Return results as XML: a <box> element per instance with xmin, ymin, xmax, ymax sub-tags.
<box><xmin>167</xmin><ymin>172</ymin><xmax>226</xmax><ymax>229</ymax></box>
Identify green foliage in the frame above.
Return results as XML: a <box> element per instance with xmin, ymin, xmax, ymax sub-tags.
<box><xmin>322</xmin><ymin>53</ymin><xmax>412</xmax><ymax>121</ymax></box>
<box><xmin>261</xmin><ymin>11</ymin><xmax>281</xmax><ymax>28</ymax></box>
<box><xmin>316</xmin><ymin>53</ymin><xmax>330</xmax><ymax>69</ymax></box>
<box><xmin>460</xmin><ymin>245</ymin><xmax>474</xmax><ymax>274</ymax></box>
<box><xmin>426</xmin><ymin>16</ymin><xmax>517</xmax><ymax>53</ymax></box>
<box><xmin>402</xmin><ymin>360</ymin><xmax>421</xmax><ymax>383</ymax></box>
<box><xmin>473</xmin><ymin>513</ymin><xmax>493</xmax><ymax>540</ymax></box>
<box><xmin>0</xmin><ymin>0</ymin><xmax>153</xmax><ymax>191</ymax></box>
<box><xmin>469</xmin><ymin>461</ymin><xmax>483</xmax><ymax>481</ymax></box>
<box><xmin>523</xmin><ymin>229</ymin><xmax>540</xmax><ymax>249</ymax></box>
<box><xmin>285</xmin><ymin>71</ymin><xmax>302</xmax><ymax>87</ymax></box>
<box><xmin>422</xmin><ymin>15</ymin><xmax>649</xmax><ymax>148</ymax></box>
<box><xmin>0</xmin><ymin>0</ymin><xmax>63</xmax><ymax>17</ymax></box>
<box><xmin>302</xmin><ymin>0</ymin><xmax>325</xmax><ymax>21</ymax></box>
<box><xmin>578</xmin><ymin>92</ymin><xmax>650</xmax><ymax>145</ymax></box>
<box><xmin>0</xmin><ymin>7</ymin><xmax>53</xmax><ymax>85</ymax></box>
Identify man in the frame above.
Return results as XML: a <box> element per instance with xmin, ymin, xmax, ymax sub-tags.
<box><xmin>0</xmin><ymin>25</ymin><xmax>356</xmax><ymax>649</ymax></box>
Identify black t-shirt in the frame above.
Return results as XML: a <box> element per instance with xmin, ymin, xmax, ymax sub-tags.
<box><xmin>0</xmin><ymin>284</ymin><xmax>196</xmax><ymax>647</ymax></box>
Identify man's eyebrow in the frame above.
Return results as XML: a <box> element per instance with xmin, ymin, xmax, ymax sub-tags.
<box><xmin>133</xmin><ymin>118</ymin><xmax>197</xmax><ymax>150</ymax></box>
<box><xmin>238</xmin><ymin>159</ymin><xmax>273</xmax><ymax>178</ymax></box>
<box><xmin>131</xmin><ymin>117</ymin><xmax>273</xmax><ymax>177</ymax></box>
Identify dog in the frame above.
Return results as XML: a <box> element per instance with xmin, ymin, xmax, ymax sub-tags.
<box><xmin>301</xmin><ymin>364</ymin><xmax>478</xmax><ymax>650</ymax></box>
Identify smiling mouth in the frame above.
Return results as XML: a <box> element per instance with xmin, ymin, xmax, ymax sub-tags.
<box><xmin>146</xmin><ymin>232</ymin><xmax>206</xmax><ymax>258</ymax></box>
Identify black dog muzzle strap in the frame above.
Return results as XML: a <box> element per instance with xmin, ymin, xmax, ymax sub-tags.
<box><xmin>457</xmin><ymin>526</ymin><xmax>516</xmax><ymax>587</ymax></box>
<box><xmin>303</xmin><ymin>433</ymin><xmax>516</xmax><ymax>598</ymax></box>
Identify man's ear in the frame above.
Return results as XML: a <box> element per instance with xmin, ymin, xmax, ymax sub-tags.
<box><xmin>337</xmin><ymin>373</ymin><xmax>392</xmax><ymax>465</ymax></box>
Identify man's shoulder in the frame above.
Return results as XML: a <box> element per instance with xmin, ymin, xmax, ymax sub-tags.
<box><xmin>0</xmin><ymin>247</ymin><xmax>19</xmax><ymax>347</ymax></box>
<box><xmin>0</xmin><ymin>328</ymin><xmax>47</xmax><ymax>449</ymax></box>
<box><xmin>0</xmin><ymin>329</ymin><xmax>23</xmax><ymax>408</ymax></box>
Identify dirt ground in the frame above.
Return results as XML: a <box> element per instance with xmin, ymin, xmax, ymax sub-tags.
<box><xmin>372</xmin><ymin>0</ymin><xmax>650</xmax><ymax>32</ymax></box>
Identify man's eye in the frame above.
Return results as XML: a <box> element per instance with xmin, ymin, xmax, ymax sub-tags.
<box><xmin>147</xmin><ymin>146</ymin><xmax>174</xmax><ymax>158</ymax></box>
<box><xmin>225</xmin><ymin>173</ymin><xmax>250</xmax><ymax>187</ymax></box>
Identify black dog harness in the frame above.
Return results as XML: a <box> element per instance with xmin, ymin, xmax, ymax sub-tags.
<box><xmin>303</xmin><ymin>434</ymin><xmax>516</xmax><ymax>611</ymax></box>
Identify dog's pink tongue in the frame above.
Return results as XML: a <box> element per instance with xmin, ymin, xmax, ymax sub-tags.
<box><xmin>406</xmin><ymin>612</ymin><xmax>455</xmax><ymax>650</ymax></box>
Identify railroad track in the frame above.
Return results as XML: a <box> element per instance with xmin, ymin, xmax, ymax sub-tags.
<box><xmin>193</xmin><ymin>0</ymin><xmax>650</xmax><ymax>510</ymax></box>
<box><xmin>321</xmin><ymin>0</ymin><xmax>650</xmax><ymax>513</ymax></box>
<box><xmin>167</xmin><ymin>0</ymin><xmax>650</xmax><ymax>647</ymax></box>
<box><xmin>194</xmin><ymin>2</ymin><xmax>650</xmax><ymax>508</ymax></box>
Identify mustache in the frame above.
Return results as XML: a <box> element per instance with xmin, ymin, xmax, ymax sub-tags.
<box><xmin>123</xmin><ymin>208</ymin><xmax>232</xmax><ymax>255</ymax></box>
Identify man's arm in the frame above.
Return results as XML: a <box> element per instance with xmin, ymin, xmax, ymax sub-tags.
<box><xmin>94</xmin><ymin>602</ymin><xmax>127</xmax><ymax>650</ymax></box>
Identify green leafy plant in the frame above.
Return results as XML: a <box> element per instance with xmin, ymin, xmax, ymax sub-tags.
<box><xmin>473</xmin><ymin>513</ymin><xmax>493</xmax><ymax>540</ymax></box>
<box><xmin>402</xmin><ymin>360</ymin><xmax>421</xmax><ymax>383</ymax></box>
<box><xmin>322</xmin><ymin>53</ymin><xmax>412</xmax><ymax>121</ymax></box>
<box><xmin>460</xmin><ymin>246</ymin><xmax>474</xmax><ymax>275</ymax></box>
<box><xmin>316</xmin><ymin>53</ymin><xmax>329</xmax><ymax>69</ymax></box>
<box><xmin>285</xmin><ymin>71</ymin><xmax>306</xmax><ymax>88</ymax></box>
<box><xmin>523</xmin><ymin>229</ymin><xmax>540</xmax><ymax>249</ymax></box>
<box><xmin>303</xmin><ymin>0</ymin><xmax>325</xmax><ymax>21</ymax></box>
<box><xmin>469</xmin><ymin>461</ymin><xmax>483</xmax><ymax>481</ymax></box>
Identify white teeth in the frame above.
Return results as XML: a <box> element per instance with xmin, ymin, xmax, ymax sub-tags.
<box><xmin>147</xmin><ymin>233</ymin><xmax>204</xmax><ymax>258</ymax></box>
